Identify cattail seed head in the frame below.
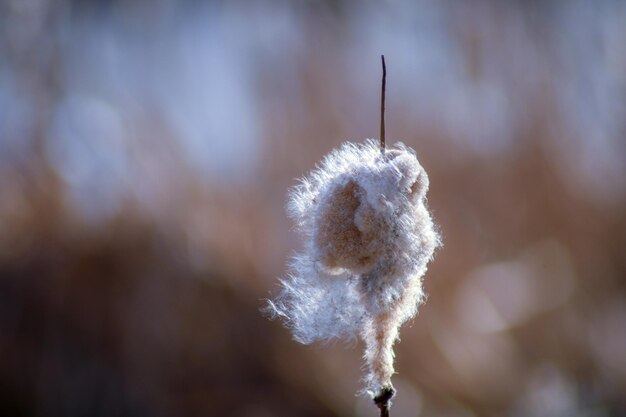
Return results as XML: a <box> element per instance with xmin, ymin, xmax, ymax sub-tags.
<box><xmin>266</xmin><ymin>139</ymin><xmax>440</xmax><ymax>396</ymax></box>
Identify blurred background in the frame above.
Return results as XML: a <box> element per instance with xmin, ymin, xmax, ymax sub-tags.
<box><xmin>1</xmin><ymin>0</ymin><xmax>625</xmax><ymax>416</ymax></box>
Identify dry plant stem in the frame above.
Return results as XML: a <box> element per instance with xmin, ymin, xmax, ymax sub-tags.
<box><xmin>379</xmin><ymin>403</ymin><xmax>390</xmax><ymax>417</ymax></box>
<box><xmin>376</xmin><ymin>54</ymin><xmax>393</xmax><ymax>417</ymax></box>
<box><xmin>380</xmin><ymin>55</ymin><xmax>386</xmax><ymax>153</ymax></box>
<box><xmin>374</xmin><ymin>386</ymin><xmax>395</xmax><ymax>417</ymax></box>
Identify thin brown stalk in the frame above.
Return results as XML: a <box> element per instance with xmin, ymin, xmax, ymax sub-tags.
<box><xmin>374</xmin><ymin>385</ymin><xmax>395</xmax><ymax>417</ymax></box>
<box><xmin>380</xmin><ymin>55</ymin><xmax>386</xmax><ymax>153</ymax></box>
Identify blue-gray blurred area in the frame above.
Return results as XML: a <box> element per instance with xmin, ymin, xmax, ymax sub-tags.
<box><xmin>1</xmin><ymin>0</ymin><xmax>625</xmax><ymax>416</ymax></box>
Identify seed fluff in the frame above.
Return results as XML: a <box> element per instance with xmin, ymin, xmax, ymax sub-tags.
<box><xmin>265</xmin><ymin>139</ymin><xmax>440</xmax><ymax>399</ymax></box>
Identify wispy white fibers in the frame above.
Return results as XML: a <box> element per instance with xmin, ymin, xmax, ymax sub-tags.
<box><xmin>265</xmin><ymin>139</ymin><xmax>440</xmax><ymax>398</ymax></box>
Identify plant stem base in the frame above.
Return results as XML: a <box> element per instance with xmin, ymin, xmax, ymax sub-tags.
<box><xmin>373</xmin><ymin>385</ymin><xmax>396</xmax><ymax>417</ymax></box>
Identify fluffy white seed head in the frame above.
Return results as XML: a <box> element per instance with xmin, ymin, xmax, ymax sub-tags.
<box><xmin>266</xmin><ymin>139</ymin><xmax>440</xmax><ymax>395</ymax></box>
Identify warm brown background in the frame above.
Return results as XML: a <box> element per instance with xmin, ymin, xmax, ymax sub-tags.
<box><xmin>1</xmin><ymin>1</ymin><xmax>625</xmax><ymax>416</ymax></box>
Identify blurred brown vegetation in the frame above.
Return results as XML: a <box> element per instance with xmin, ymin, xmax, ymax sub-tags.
<box><xmin>1</xmin><ymin>1</ymin><xmax>625</xmax><ymax>416</ymax></box>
